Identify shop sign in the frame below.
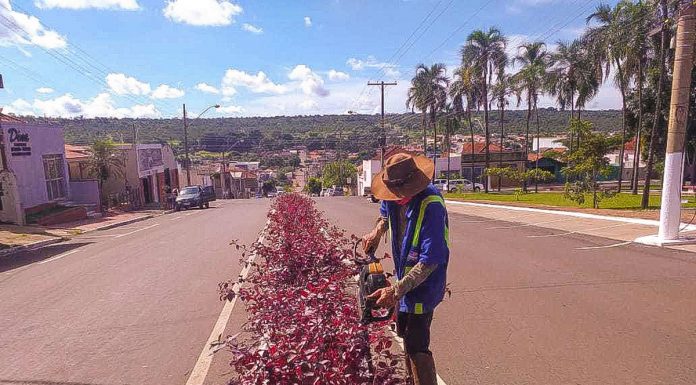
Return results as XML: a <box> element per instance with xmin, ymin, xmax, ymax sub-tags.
<box><xmin>8</xmin><ymin>128</ymin><xmax>31</xmax><ymax>157</ymax></box>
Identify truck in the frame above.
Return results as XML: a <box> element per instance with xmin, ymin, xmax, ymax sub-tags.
<box><xmin>175</xmin><ymin>185</ymin><xmax>216</xmax><ymax>211</ymax></box>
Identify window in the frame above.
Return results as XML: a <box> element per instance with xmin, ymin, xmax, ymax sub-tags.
<box><xmin>43</xmin><ymin>154</ymin><xmax>66</xmax><ymax>201</ymax></box>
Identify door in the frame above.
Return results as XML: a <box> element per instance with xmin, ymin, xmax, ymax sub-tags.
<box><xmin>142</xmin><ymin>177</ymin><xmax>152</xmax><ymax>203</ymax></box>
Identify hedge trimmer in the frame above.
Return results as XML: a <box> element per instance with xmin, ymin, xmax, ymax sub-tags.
<box><xmin>353</xmin><ymin>241</ymin><xmax>394</xmax><ymax>325</ymax></box>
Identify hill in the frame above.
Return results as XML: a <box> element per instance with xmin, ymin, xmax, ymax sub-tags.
<box><xmin>16</xmin><ymin>109</ymin><xmax>622</xmax><ymax>159</ymax></box>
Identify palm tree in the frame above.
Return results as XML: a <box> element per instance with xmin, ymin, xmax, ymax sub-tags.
<box><xmin>642</xmin><ymin>0</ymin><xmax>670</xmax><ymax>209</ymax></box>
<box><xmin>492</xmin><ymin>70</ymin><xmax>513</xmax><ymax>191</ymax></box>
<box><xmin>87</xmin><ymin>138</ymin><xmax>124</xmax><ymax>211</ymax></box>
<box><xmin>513</xmin><ymin>41</ymin><xmax>550</xmax><ymax>192</ymax></box>
<box><xmin>450</xmin><ymin>65</ymin><xmax>481</xmax><ymax>185</ymax></box>
<box><xmin>462</xmin><ymin>27</ymin><xmax>507</xmax><ymax>193</ymax></box>
<box><xmin>623</xmin><ymin>0</ymin><xmax>651</xmax><ymax>195</ymax></box>
<box><xmin>407</xmin><ymin>72</ymin><xmax>430</xmax><ymax>155</ymax></box>
<box><xmin>585</xmin><ymin>1</ymin><xmax>632</xmax><ymax>192</ymax></box>
<box><xmin>408</xmin><ymin>64</ymin><xmax>449</xmax><ymax>160</ymax></box>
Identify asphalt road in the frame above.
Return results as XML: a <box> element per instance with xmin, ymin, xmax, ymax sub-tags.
<box><xmin>3</xmin><ymin>196</ymin><xmax>696</xmax><ymax>385</ymax></box>
<box><xmin>315</xmin><ymin>197</ymin><xmax>696</xmax><ymax>385</ymax></box>
<box><xmin>0</xmin><ymin>199</ymin><xmax>269</xmax><ymax>385</ymax></box>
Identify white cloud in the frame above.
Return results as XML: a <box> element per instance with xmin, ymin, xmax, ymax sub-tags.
<box><xmin>35</xmin><ymin>0</ymin><xmax>140</xmax><ymax>10</ymax></box>
<box><xmin>6</xmin><ymin>93</ymin><xmax>160</xmax><ymax>118</ymax></box>
<box><xmin>36</xmin><ymin>87</ymin><xmax>54</xmax><ymax>94</ymax></box>
<box><xmin>222</xmin><ymin>68</ymin><xmax>287</xmax><ymax>95</ymax></box>
<box><xmin>218</xmin><ymin>104</ymin><xmax>243</xmax><ymax>114</ymax></box>
<box><xmin>195</xmin><ymin>83</ymin><xmax>220</xmax><ymax>94</ymax></box>
<box><xmin>288</xmin><ymin>65</ymin><xmax>329</xmax><ymax>97</ymax></box>
<box><xmin>304</xmin><ymin>16</ymin><xmax>312</xmax><ymax>27</ymax></box>
<box><xmin>299</xmin><ymin>99</ymin><xmax>318</xmax><ymax>110</ymax></box>
<box><xmin>163</xmin><ymin>0</ymin><xmax>242</xmax><ymax>27</ymax></box>
<box><xmin>328</xmin><ymin>69</ymin><xmax>350</xmax><ymax>81</ymax></box>
<box><xmin>106</xmin><ymin>73</ymin><xmax>151</xmax><ymax>96</ymax></box>
<box><xmin>0</xmin><ymin>0</ymin><xmax>67</xmax><ymax>49</ymax></box>
<box><xmin>241</xmin><ymin>23</ymin><xmax>263</xmax><ymax>34</ymax></box>
<box><xmin>346</xmin><ymin>56</ymin><xmax>400</xmax><ymax>78</ymax></box>
<box><xmin>151</xmin><ymin>84</ymin><xmax>185</xmax><ymax>99</ymax></box>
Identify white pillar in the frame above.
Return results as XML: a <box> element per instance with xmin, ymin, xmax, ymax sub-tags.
<box><xmin>658</xmin><ymin>152</ymin><xmax>683</xmax><ymax>241</ymax></box>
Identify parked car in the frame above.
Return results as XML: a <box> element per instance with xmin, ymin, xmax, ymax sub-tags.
<box><xmin>276</xmin><ymin>187</ymin><xmax>285</xmax><ymax>195</ymax></box>
<box><xmin>175</xmin><ymin>185</ymin><xmax>216</xmax><ymax>211</ymax></box>
<box><xmin>433</xmin><ymin>179</ymin><xmax>447</xmax><ymax>191</ymax></box>
<box><xmin>449</xmin><ymin>179</ymin><xmax>484</xmax><ymax>192</ymax></box>
<box><xmin>331</xmin><ymin>187</ymin><xmax>344</xmax><ymax>196</ymax></box>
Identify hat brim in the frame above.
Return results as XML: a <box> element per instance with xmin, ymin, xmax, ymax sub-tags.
<box><xmin>371</xmin><ymin>155</ymin><xmax>435</xmax><ymax>201</ymax></box>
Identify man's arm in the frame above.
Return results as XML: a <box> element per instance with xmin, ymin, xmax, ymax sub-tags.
<box><xmin>362</xmin><ymin>216</ymin><xmax>388</xmax><ymax>253</ymax></box>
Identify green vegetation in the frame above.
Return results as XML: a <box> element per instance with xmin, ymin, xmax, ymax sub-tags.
<box><xmin>322</xmin><ymin>161</ymin><xmax>356</xmax><ymax>188</ymax></box>
<box><xmin>446</xmin><ymin>191</ymin><xmax>696</xmax><ymax>210</ymax></box>
<box><xmin>88</xmin><ymin>139</ymin><xmax>125</xmax><ymax>209</ymax></box>
<box><xmin>304</xmin><ymin>177</ymin><xmax>322</xmax><ymax>195</ymax></box>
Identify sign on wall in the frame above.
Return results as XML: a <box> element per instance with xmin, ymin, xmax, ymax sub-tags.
<box><xmin>8</xmin><ymin>127</ymin><xmax>31</xmax><ymax>157</ymax></box>
<box><xmin>138</xmin><ymin>148</ymin><xmax>163</xmax><ymax>173</ymax></box>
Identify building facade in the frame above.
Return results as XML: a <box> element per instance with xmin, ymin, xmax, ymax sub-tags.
<box><xmin>0</xmin><ymin>120</ymin><xmax>69</xmax><ymax>225</ymax></box>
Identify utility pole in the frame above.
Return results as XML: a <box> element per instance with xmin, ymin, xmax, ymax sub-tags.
<box><xmin>0</xmin><ymin>74</ymin><xmax>6</xmax><ymax>171</ymax></box>
<box><xmin>657</xmin><ymin>1</ymin><xmax>695</xmax><ymax>242</ymax></box>
<box><xmin>368</xmin><ymin>81</ymin><xmax>397</xmax><ymax>168</ymax></box>
<box><xmin>183</xmin><ymin>103</ymin><xmax>191</xmax><ymax>186</ymax></box>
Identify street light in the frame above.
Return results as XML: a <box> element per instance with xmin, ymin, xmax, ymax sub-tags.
<box><xmin>184</xmin><ymin>103</ymin><xmax>220</xmax><ymax>185</ymax></box>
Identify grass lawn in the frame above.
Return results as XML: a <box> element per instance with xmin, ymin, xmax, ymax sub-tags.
<box><xmin>445</xmin><ymin>191</ymin><xmax>696</xmax><ymax>210</ymax></box>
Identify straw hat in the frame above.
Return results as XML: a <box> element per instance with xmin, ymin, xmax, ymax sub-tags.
<box><xmin>371</xmin><ymin>153</ymin><xmax>434</xmax><ymax>201</ymax></box>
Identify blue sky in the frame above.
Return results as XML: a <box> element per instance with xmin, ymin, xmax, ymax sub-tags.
<box><xmin>0</xmin><ymin>0</ymin><xmax>621</xmax><ymax>118</ymax></box>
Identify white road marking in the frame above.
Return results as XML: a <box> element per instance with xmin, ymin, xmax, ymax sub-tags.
<box><xmin>576</xmin><ymin>241</ymin><xmax>633</xmax><ymax>250</ymax></box>
<box><xmin>38</xmin><ymin>250</ymin><xmax>80</xmax><ymax>265</ymax></box>
<box><xmin>185</xmin><ymin>222</ymin><xmax>268</xmax><ymax>385</ymax></box>
<box><xmin>114</xmin><ymin>224</ymin><xmax>160</xmax><ymax>238</ymax></box>
<box><xmin>185</xmin><ymin>211</ymin><xmax>202</xmax><ymax>216</ymax></box>
<box><xmin>527</xmin><ymin>222</ymin><xmax>632</xmax><ymax>238</ymax></box>
<box><xmin>170</xmin><ymin>216</ymin><xmax>183</xmax><ymax>221</ymax></box>
<box><xmin>387</xmin><ymin>329</ymin><xmax>447</xmax><ymax>385</ymax></box>
<box><xmin>486</xmin><ymin>218</ymin><xmax>567</xmax><ymax>230</ymax></box>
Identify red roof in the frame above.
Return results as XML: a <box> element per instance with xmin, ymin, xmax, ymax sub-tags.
<box><xmin>372</xmin><ymin>145</ymin><xmax>417</xmax><ymax>161</ymax></box>
<box><xmin>624</xmin><ymin>137</ymin><xmax>636</xmax><ymax>152</ymax></box>
<box><xmin>0</xmin><ymin>113</ymin><xmax>24</xmax><ymax>123</ymax></box>
<box><xmin>65</xmin><ymin>144</ymin><xmax>91</xmax><ymax>160</ymax></box>
<box><xmin>461</xmin><ymin>142</ymin><xmax>503</xmax><ymax>154</ymax></box>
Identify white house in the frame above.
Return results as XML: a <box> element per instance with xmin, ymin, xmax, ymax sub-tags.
<box><xmin>357</xmin><ymin>159</ymin><xmax>381</xmax><ymax>196</ymax></box>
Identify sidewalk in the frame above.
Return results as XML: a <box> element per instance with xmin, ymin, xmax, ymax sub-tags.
<box><xmin>0</xmin><ymin>209</ymin><xmax>167</xmax><ymax>257</ymax></box>
<box><xmin>445</xmin><ymin>200</ymin><xmax>696</xmax><ymax>254</ymax></box>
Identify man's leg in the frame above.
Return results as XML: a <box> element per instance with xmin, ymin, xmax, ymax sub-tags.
<box><xmin>398</xmin><ymin>311</ymin><xmax>437</xmax><ymax>385</ymax></box>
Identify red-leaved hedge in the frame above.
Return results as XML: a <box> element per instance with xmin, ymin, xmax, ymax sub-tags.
<box><xmin>219</xmin><ymin>194</ymin><xmax>403</xmax><ymax>384</ymax></box>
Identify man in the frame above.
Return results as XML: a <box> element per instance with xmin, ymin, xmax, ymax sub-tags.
<box><xmin>363</xmin><ymin>152</ymin><xmax>449</xmax><ymax>385</ymax></box>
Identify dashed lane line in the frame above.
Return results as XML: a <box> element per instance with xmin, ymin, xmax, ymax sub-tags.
<box><xmin>114</xmin><ymin>224</ymin><xmax>160</xmax><ymax>238</ymax></box>
<box><xmin>526</xmin><ymin>222</ymin><xmax>632</xmax><ymax>239</ymax></box>
<box><xmin>576</xmin><ymin>241</ymin><xmax>633</xmax><ymax>250</ymax></box>
<box><xmin>37</xmin><ymin>249</ymin><xmax>81</xmax><ymax>265</ymax></box>
<box><xmin>486</xmin><ymin>218</ymin><xmax>568</xmax><ymax>230</ymax></box>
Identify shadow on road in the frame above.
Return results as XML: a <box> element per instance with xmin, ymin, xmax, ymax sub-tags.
<box><xmin>0</xmin><ymin>242</ymin><xmax>92</xmax><ymax>274</ymax></box>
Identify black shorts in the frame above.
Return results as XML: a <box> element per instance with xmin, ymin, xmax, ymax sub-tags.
<box><xmin>396</xmin><ymin>311</ymin><xmax>433</xmax><ymax>355</ymax></box>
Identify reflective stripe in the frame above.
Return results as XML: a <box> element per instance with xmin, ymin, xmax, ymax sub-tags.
<box><xmin>414</xmin><ymin>303</ymin><xmax>424</xmax><ymax>314</ymax></box>
<box><xmin>405</xmin><ymin>266</ymin><xmax>413</xmax><ymax>275</ymax></box>
<box><xmin>411</xmin><ymin>195</ymin><xmax>448</xmax><ymax>248</ymax></box>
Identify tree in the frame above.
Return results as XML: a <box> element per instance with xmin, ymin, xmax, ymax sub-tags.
<box><xmin>407</xmin><ymin>70</ymin><xmax>431</xmax><ymax>155</ymax></box>
<box><xmin>585</xmin><ymin>1</ymin><xmax>633</xmax><ymax>192</ymax></box>
<box><xmin>322</xmin><ymin>161</ymin><xmax>356</xmax><ymax>188</ymax></box>
<box><xmin>513</xmin><ymin>41</ymin><xmax>550</xmax><ymax>192</ymax></box>
<box><xmin>87</xmin><ymin>138</ymin><xmax>124</xmax><ymax>210</ymax></box>
<box><xmin>484</xmin><ymin>167</ymin><xmax>554</xmax><ymax>192</ymax></box>
<box><xmin>492</xmin><ymin>70</ymin><xmax>513</xmax><ymax>191</ymax></box>
<box><xmin>462</xmin><ymin>27</ymin><xmax>507</xmax><ymax>192</ymax></box>
<box><xmin>641</xmin><ymin>0</ymin><xmax>671</xmax><ymax>209</ymax></box>
<box><xmin>304</xmin><ymin>177</ymin><xmax>322</xmax><ymax>196</ymax></box>
<box><xmin>450</xmin><ymin>65</ymin><xmax>481</xmax><ymax>184</ymax></box>
<box><xmin>409</xmin><ymin>63</ymin><xmax>449</xmax><ymax>156</ymax></box>
<box><xmin>562</xmin><ymin>119</ymin><xmax>620</xmax><ymax>208</ymax></box>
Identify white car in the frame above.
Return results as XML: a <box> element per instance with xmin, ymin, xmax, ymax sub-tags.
<box><xmin>448</xmin><ymin>179</ymin><xmax>483</xmax><ymax>192</ymax></box>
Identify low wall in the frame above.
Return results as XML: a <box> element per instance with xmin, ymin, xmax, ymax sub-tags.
<box><xmin>69</xmin><ymin>180</ymin><xmax>101</xmax><ymax>208</ymax></box>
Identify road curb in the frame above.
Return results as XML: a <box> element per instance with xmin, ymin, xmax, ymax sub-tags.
<box><xmin>0</xmin><ymin>237</ymin><xmax>66</xmax><ymax>259</ymax></box>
